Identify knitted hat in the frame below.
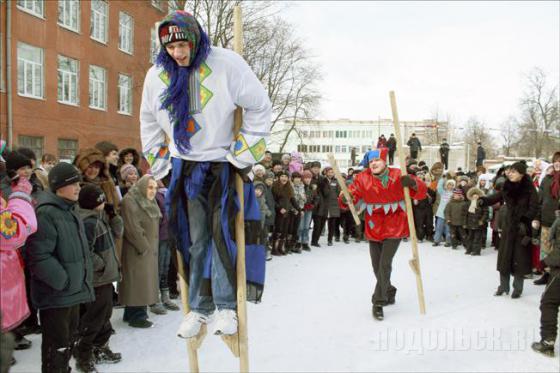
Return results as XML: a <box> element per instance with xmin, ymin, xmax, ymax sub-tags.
<box><xmin>510</xmin><ymin>160</ymin><xmax>528</xmax><ymax>175</ymax></box>
<box><xmin>452</xmin><ymin>188</ymin><xmax>464</xmax><ymax>197</ymax></box>
<box><xmin>253</xmin><ymin>164</ymin><xmax>266</xmax><ymax>174</ymax></box>
<box><xmin>95</xmin><ymin>141</ymin><xmax>118</xmax><ymax>156</ymax></box>
<box><xmin>158</xmin><ymin>11</ymin><xmax>201</xmax><ymax>51</ymax></box>
<box><xmin>49</xmin><ymin>162</ymin><xmax>81</xmax><ymax>191</ymax></box>
<box><xmin>120</xmin><ymin>164</ymin><xmax>138</xmax><ymax>181</ymax></box>
<box><xmin>79</xmin><ymin>184</ymin><xmax>106</xmax><ymax>210</ymax></box>
<box><xmin>4</xmin><ymin>150</ymin><xmax>32</xmax><ymax>173</ymax></box>
<box><xmin>360</xmin><ymin>148</ymin><xmax>388</xmax><ymax>167</ymax></box>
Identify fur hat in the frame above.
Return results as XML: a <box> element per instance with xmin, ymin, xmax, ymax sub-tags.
<box><xmin>467</xmin><ymin>187</ymin><xmax>485</xmax><ymax>201</ymax></box>
<box><xmin>4</xmin><ymin>150</ymin><xmax>32</xmax><ymax>173</ymax></box>
<box><xmin>445</xmin><ymin>179</ymin><xmax>456</xmax><ymax>189</ymax></box>
<box><xmin>79</xmin><ymin>184</ymin><xmax>106</xmax><ymax>210</ymax></box>
<box><xmin>510</xmin><ymin>160</ymin><xmax>528</xmax><ymax>175</ymax></box>
<box><xmin>74</xmin><ymin>148</ymin><xmax>106</xmax><ymax>174</ymax></box>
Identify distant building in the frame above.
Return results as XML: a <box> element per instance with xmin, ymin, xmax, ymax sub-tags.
<box><xmin>0</xmin><ymin>0</ymin><xmax>176</xmax><ymax>161</ymax></box>
<box><xmin>269</xmin><ymin>118</ymin><xmax>455</xmax><ymax>170</ymax></box>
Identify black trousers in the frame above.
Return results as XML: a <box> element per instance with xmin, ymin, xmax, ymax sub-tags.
<box><xmin>388</xmin><ymin>150</ymin><xmax>395</xmax><ymax>165</ymax></box>
<box><xmin>76</xmin><ymin>284</ymin><xmax>113</xmax><ymax>359</ymax></box>
<box><xmin>340</xmin><ymin>211</ymin><xmax>355</xmax><ymax>239</ymax></box>
<box><xmin>311</xmin><ymin>215</ymin><xmax>327</xmax><ymax>244</ymax></box>
<box><xmin>369</xmin><ymin>239</ymin><xmax>400</xmax><ymax>305</ymax></box>
<box><xmin>465</xmin><ymin>228</ymin><xmax>483</xmax><ymax>254</ymax></box>
<box><xmin>39</xmin><ymin>305</ymin><xmax>80</xmax><ymax>373</ymax></box>
<box><xmin>410</xmin><ymin>150</ymin><xmax>418</xmax><ymax>160</ymax></box>
<box><xmin>327</xmin><ymin>217</ymin><xmax>340</xmax><ymax>242</ymax></box>
<box><xmin>540</xmin><ymin>274</ymin><xmax>560</xmax><ymax>341</ymax></box>
<box><xmin>413</xmin><ymin>206</ymin><xmax>434</xmax><ymax>240</ymax></box>
<box><xmin>167</xmin><ymin>245</ymin><xmax>179</xmax><ymax>294</ymax></box>
<box><xmin>449</xmin><ymin>225</ymin><xmax>465</xmax><ymax>247</ymax></box>
<box><xmin>273</xmin><ymin>212</ymin><xmax>291</xmax><ymax>240</ymax></box>
<box><xmin>441</xmin><ymin>155</ymin><xmax>449</xmax><ymax>169</ymax></box>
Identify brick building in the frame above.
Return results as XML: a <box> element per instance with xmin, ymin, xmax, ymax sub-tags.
<box><xmin>0</xmin><ymin>0</ymin><xmax>176</xmax><ymax>161</ymax></box>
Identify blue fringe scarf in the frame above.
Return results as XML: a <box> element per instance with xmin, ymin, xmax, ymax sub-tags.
<box><xmin>156</xmin><ymin>14</ymin><xmax>211</xmax><ymax>155</ymax></box>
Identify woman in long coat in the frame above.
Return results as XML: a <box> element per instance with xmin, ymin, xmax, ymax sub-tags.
<box><xmin>119</xmin><ymin>175</ymin><xmax>161</xmax><ymax>328</ymax></box>
<box><xmin>481</xmin><ymin>161</ymin><xmax>539</xmax><ymax>298</ymax></box>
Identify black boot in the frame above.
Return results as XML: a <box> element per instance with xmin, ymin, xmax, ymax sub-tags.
<box><xmin>311</xmin><ymin>242</ymin><xmax>321</xmax><ymax>248</ymax></box>
<box><xmin>302</xmin><ymin>243</ymin><xmax>311</xmax><ymax>251</ymax></box>
<box><xmin>533</xmin><ymin>272</ymin><xmax>550</xmax><ymax>286</ymax></box>
<box><xmin>494</xmin><ymin>287</ymin><xmax>509</xmax><ymax>296</ymax></box>
<box><xmin>531</xmin><ymin>340</ymin><xmax>555</xmax><ymax>357</ymax></box>
<box><xmin>271</xmin><ymin>240</ymin><xmax>282</xmax><ymax>256</ymax></box>
<box><xmin>93</xmin><ymin>344</ymin><xmax>122</xmax><ymax>364</ymax></box>
<box><xmin>372</xmin><ymin>305</ymin><xmax>384</xmax><ymax>321</ymax></box>
<box><xmin>76</xmin><ymin>354</ymin><xmax>98</xmax><ymax>373</ymax></box>
<box><xmin>14</xmin><ymin>335</ymin><xmax>32</xmax><ymax>350</ymax></box>
<box><xmin>511</xmin><ymin>290</ymin><xmax>522</xmax><ymax>299</ymax></box>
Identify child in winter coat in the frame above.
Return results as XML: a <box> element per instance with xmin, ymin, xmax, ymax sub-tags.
<box><xmin>444</xmin><ymin>188</ymin><xmax>467</xmax><ymax>249</ymax></box>
<box><xmin>464</xmin><ymin>188</ymin><xmax>489</xmax><ymax>255</ymax></box>
<box><xmin>433</xmin><ymin>178</ymin><xmax>456</xmax><ymax>247</ymax></box>
<box><xmin>298</xmin><ymin>170</ymin><xmax>316</xmax><ymax>251</ymax></box>
<box><xmin>289</xmin><ymin>172</ymin><xmax>306</xmax><ymax>253</ymax></box>
<box><xmin>263</xmin><ymin>171</ymin><xmax>276</xmax><ymax>247</ymax></box>
<box><xmin>76</xmin><ymin>184</ymin><xmax>122</xmax><ymax>371</ymax></box>
<box><xmin>254</xmin><ymin>182</ymin><xmax>272</xmax><ymax>260</ymax></box>
<box><xmin>531</xmin><ymin>210</ymin><xmax>560</xmax><ymax>357</ymax></box>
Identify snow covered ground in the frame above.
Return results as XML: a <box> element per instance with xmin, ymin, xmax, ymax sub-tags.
<box><xmin>12</xmin><ymin>239</ymin><xmax>559</xmax><ymax>372</ymax></box>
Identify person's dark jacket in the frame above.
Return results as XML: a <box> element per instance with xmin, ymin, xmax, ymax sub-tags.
<box><xmin>155</xmin><ymin>189</ymin><xmax>169</xmax><ymax>241</ymax></box>
<box><xmin>26</xmin><ymin>192</ymin><xmax>95</xmax><ymax>310</ymax></box>
<box><xmin>312</xmin><ymin>175</ymin><xmax>330</xmax><ymax>217</ymax></box>
<box><xmin>78</xmin><ymin>208</ymin><xmax>121</xmax><ymax>287</ymax></box>
<box><xmin>407</xmin><ymin>137</ymin><xmax>422</xmax><ymax>152</ymax></box>
<box><xmin>537</xmin><ymin>173</ymin><xmax>560</xmax><ymax>227</ymax></box>
<box><xmin>263</xmin><ymin>184</ymin><xmax>275</xmax><ymax>227</ymax></box>
<box><xmin>387</xmin><ymin>137</ymin><xmax>397</xmax><ymax>152</ymax></box>
<box><xmin>444</xmin><ymin>199</ymin><xmax>467</xmax><ymax>226</ymax></box>
<box><xmin>544</xmin><ymin>216</ymin><xmax>560</xmax><ymax>277</ymax></box>
<box><xmin>303</xmin><ymin>183</ymin><xmax>318</xmax><ymax>211</ymax></box>
<box><xmin>439</xmin><ymin>142</ymin><xmax>450</xmax><ymax>157</ymax></box>
<box><xmin>465</xmin><ymin>205</ymin><xmax>489</xmax><ymax>229</ymax></box>
<box><xmin>325</xmin><ymin>176</ymin><xmax>341</xmax><ymax>218</ymax></box>
<box><xmin>482</xmin><ymin>175</ymin><xmax>539</xmax><ymax>276</ymax></box>
<box><xmin>476</xmin><ymin>145</ymin><xmax>486</xmax><ymax>166</ymax></box>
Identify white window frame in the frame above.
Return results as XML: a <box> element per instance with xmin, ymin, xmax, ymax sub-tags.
<box><xmin>150</xmin><ymin>26</ymin><xmax>159</xmax><ymax>64</ymax></box>
<box><xmin>57</xmin><ymin>55</ymin><xmax>79</xmax><ymax>106</ymax></box>
<box><xmin>118</xmin><ymin>12</ymin><xmax>134</xmax><ymax>55</ymax></box>
<box><xmin>89</xmin><ymin>65</ymin><xmax>107</xmax><ymax>111</ymax></box>
<box><xmin>16</xmin><ymin>0</ymin><xmax>44</xmax><ymax>19</ymax></box>
<box><xmin>58</xmin><ymin>0</ymin><xmax>80</xmax><ymax>33</ymax></box>
<box><xmin>90</xmin><ymin>0</ymin><xmax>108</xmax><ymax>44</ymax></box>
<box><xmin>17</xmin><ymin>42</ymin><xmax>44</xmax><ymax>99</ymax></box>
<box><xmin>118</xmin><ymin>74</ymin><xmax>132</xmax><ymax>115</ymax></box>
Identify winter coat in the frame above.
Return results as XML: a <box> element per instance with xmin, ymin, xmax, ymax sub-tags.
<box><xmin>263</xmin><ymin>184</ymin><xmax>275</xmax><ymax>227</ymax></box>
<box><xmin>303</xmin><ymin>183</ymin><xmax>317</xmax><ymax>211</ymax></box>
<box><xmin>407</xmin><ymin>137</ymin><xmax>422</xmax><ymax>152</ymax></box>
<box><xmin>118</xmin><ymin>190</ymin><xmax>160</xmax><ymax>306</ymax></box>
<box><xmin>78</xmin><ymin>208</ymin><xmax>121</xmax><ymax>287</ymax></box>
<box><xmin>444</xmin><ymin>199</ymin><xmax>467</xmax><ymax>226</ymax></box>
<box><xmin>0</xmin><ymin>195</ymin><xmax>37</xmax><ymax>331</ymax></box>
<box><xmin>312</xmin><ymin>175</ymin><xmax>330</xmax><ymax>217</ymax></box>
<box><xmin>435</xmin><ymin>178</ymin><xmax>455</xmax><ymax>219</ymax></box>
<box><xmin>272</xmin><ymin>182</ymin><xmax>299</xmax><ymax>213</ymax></box>
<box><xmin>476</xmin><ymin>146</ymin><xmax>486</xmax><ymax>166</ymax></box>
<box><xmin>26</xmin><ymin>191</ymin><xmax>95</xmax><ymax>310</ymax></box>
<box><xmin>544</xmin><ymin>216</ymin><xmax>560</xmax><ymax>277</ymax></box>
<box><xmin>376</xmin><ymin>137</ymin><xmax>388</xmax><ymax>148</ymax></box>
<box><xmin>256</xmin><ymin>195</ymin><xmax>271</xmax><ymax>227</ymax></box>
<box><xmin>345</xmin><ymin>167</ymin><xmax>427</xmax><ymax>241</ymax></box>
<box><xmin>325</xmin><ymin>176</ymin><xmax>341</xmax><ymax>218</ymax></box>
<box><xmin>387</xmin><ymin>137</ymin><xmax>397</xmax><ymax>152</ymax></box>
<box><xmin>482</xmin><ymin>175</ymin><xmax>539</xmax><ymax>276</ymax></box>
<box><xmin>292</xmin><ymin>182</ymin><xmax>306</xmax><ymax>210</ymax></box>
<box><xmin>537</xmin><ymin>173</ymin><xmax>560</xmax><ymax>227</ymax></box>
<box><xmin>465</xmin><ymin>187</ymin><xmax>489</xmax><ymax>229</ymax></box>
<box><xmin>155</xmin><ymin>189</ymin><xmax>169</xmax><ymax>241</ymax></box>
<box><xmin>439</xmin><ymin>142</ymin><xmax>450</xmax><ymax>157</ymax></box>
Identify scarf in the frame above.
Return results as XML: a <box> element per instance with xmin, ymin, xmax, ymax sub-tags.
<box><xmin>372</xmin><ymin>168</ymin><xmax>390</xmax><ymax>188</ymax></box>
<box><xmin>127</xmin><ymin>175</ymin><xmax>162</xmax><ymax>219</ymax></box>
<box><xmin>156</xmin><ymin>11</ymin><xmax>211</xmax><ymax>155</ymax></box>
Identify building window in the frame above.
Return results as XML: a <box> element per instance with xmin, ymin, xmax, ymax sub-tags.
<box><xmin>308</xmin><ymin>145</ymin><xmax>320</xmax><ymax>153</ymax></box>
<box><xmin>119</xmin><ymin>12</ymin><xmax>134</xmax><ymax>54</ymax></box>
<box><xmin>321</xmin><ymin>145</ymin><xmax>332</xmax><ymax>153</ymax></box>
<box><xmin>335</xmin><ymin>130</ymin><xmax>347</xmax><ymax>138</ymax></box>
<box><xmin>150</xmin><ymin>27</ymin><xmax>159</xmax><ymax>64</ymax></box>
<box><xmin>297</xmin><ymin>144</ymin><xmax>308</xmax><ymax>153</ymax></box>
<box><xmin>89</xmin><ymin>65</ymin><xmax>106</xmax><ymax>110</ymax></box>
<box><xmin>118</xmin><ymin>74</ymin><xmax>132</xmax><ymax>115</ymax></box>
<box><xmin>57</xmin><ymin>55</ymin><xmax>79</xmax><ymax>105</ymax></box>
<box><xmin>18</xmin><ymin>135</ymin><xmax>44</xmax><ymax>160</ymax></box>
<box><xmin>16</xmin><ymin>0</ymin><xmax>44</xmax><ymax>18</ymax></box>
<box><xmin>58</xmin><ymin>138</ymin><xmax>78</xmax><ymax>161</ymax></box>
<box><xmin>58</xmin><ymin>0</ymin><xmax>80</xmax><ymax>32</ymax></box>
<box><xmin>90</xmin><ymin>0</ymin><xmax>108</xmax><ymax>44</ymax></box>
<box><xmin>151</xmin><ymin>0</ymin><xmax>163</xmax><ymax>11</ymax></box>
<box><xmin>341</xmin><ymin>145</ymin><xmax>348</xmax><ymax>153</ymax></box>
<box><xmin>17</xmin><ymin>42</ymin><xmax>43</xmax><ymax>99</ymax></box>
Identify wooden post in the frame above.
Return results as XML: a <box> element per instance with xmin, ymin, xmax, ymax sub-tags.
<box><xmin>389</xmin><ymin>91</ymin><xmax>426</xmax><ymax>315</ymax></box>
<box><xmin>232</xmin><ymin>5</ymin><xmax>250</xmax><ymax>372</ymax></box>
<box><xmin>326</xmin><ymin>154</ymin><xmax>361</xmax><ymax>226</ymax></box>
<box><xmin>176</xmin><ymin>251</ymin><xmax>206</xmax><ymax>373</ymax></box>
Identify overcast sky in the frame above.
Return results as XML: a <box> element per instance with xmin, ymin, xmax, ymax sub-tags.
<box><xmin>281</xmin><ymin>1</ymin><xmax>559</xmax><ymax>131</ymax></box>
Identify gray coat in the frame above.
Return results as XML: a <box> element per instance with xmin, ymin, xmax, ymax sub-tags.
<box><xmin>325</xmin><ymin>176</ymin><xmax>341</xmax><ymax>218</ymax></box>
<box><xmin>118</xmin><ymin>193</ymin><xmax>160</xmax><ymax>306</ymax></box>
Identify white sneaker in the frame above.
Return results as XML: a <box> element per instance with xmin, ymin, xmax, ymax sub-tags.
<box><xmin>177</xmin><ymin>311</ymin><xmax>211</xmax><ymax>339</ymax></box>
<box><xmin>213</xmin><ymin>309</ymin><xmax>238</xmax><ymax>335</ymax></box>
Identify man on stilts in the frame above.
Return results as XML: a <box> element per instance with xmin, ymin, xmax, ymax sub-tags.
<box><xmin>340</xmin><ymin>148</ymin><xmax>427</xmax><ymax>320</ymax></box>
<box><xmin>140</xmin><ymin>10</ymin><xmax>271</xmax><ymax>338</ymax></box>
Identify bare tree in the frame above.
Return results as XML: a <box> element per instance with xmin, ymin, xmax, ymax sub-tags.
<box><xmin>462</xmin><ymin>117</ymin><xmax>497</xmax><ymax>170</ymax></box>
<box><xmin>516</xmin><ymin>67</ymin><xmax>559</xmax><ymax>158</ymax></box>
<box><xmin>500</xmin><ymin>116</ymin><xmax>519</xmax><ymax>157</ymax></box>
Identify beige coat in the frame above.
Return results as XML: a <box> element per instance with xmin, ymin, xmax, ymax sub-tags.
<box><xmin>118</xmin><ymin>191</ymin><xmax>160</xmax><ymax>306</ymax></box>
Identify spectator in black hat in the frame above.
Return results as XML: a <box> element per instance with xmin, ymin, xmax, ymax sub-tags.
<box><xmin>26</xmin><ymin>162</ymin><xmax>94</xmax><ymax>373</ymax></box>
<box><xmin>75</xmin><ymin>184</ymin><xmax>122</xmax><ymax>371</ymax></box>
<box><xmin>407</xmin><ymin>133</ymin><xmax>422</xmax><ymax>160</ymax></box>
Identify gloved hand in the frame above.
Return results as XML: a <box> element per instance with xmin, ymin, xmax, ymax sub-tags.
<box><xmin>11</xmin><ymin>177</ymin><xmax>32</xmax><ymax>195</ymax></box>
<box><xmin>400</xmin><ymin>175</ymin><xmax>416</xmax><ymax>189</ymax></box>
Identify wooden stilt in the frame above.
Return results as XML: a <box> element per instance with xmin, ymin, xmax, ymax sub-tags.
<box><xmin>327</xmin><ymin>153</ymin><xmax>361</xmax><ymax>226</ymax></box>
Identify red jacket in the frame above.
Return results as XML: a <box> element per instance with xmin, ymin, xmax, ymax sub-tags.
<box><xmin>342</xmin><ymin>167</ymin><xmax>427</xmax><ymax>242</ymax></box>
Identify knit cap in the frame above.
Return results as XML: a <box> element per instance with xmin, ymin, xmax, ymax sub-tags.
<box><xmin>79</xmin><ymin>184</ymin><xmax>106</xmax><ymax>210</ymax></box>
<box><xmin>48</xmin><ymin>162</ymin><xmax>81</xmax><ymax>191</ymax></box>
<box><xmin>120</xmin><ymin>164</ymin><xmax>138</xmax><ymax>181</ymax></box>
